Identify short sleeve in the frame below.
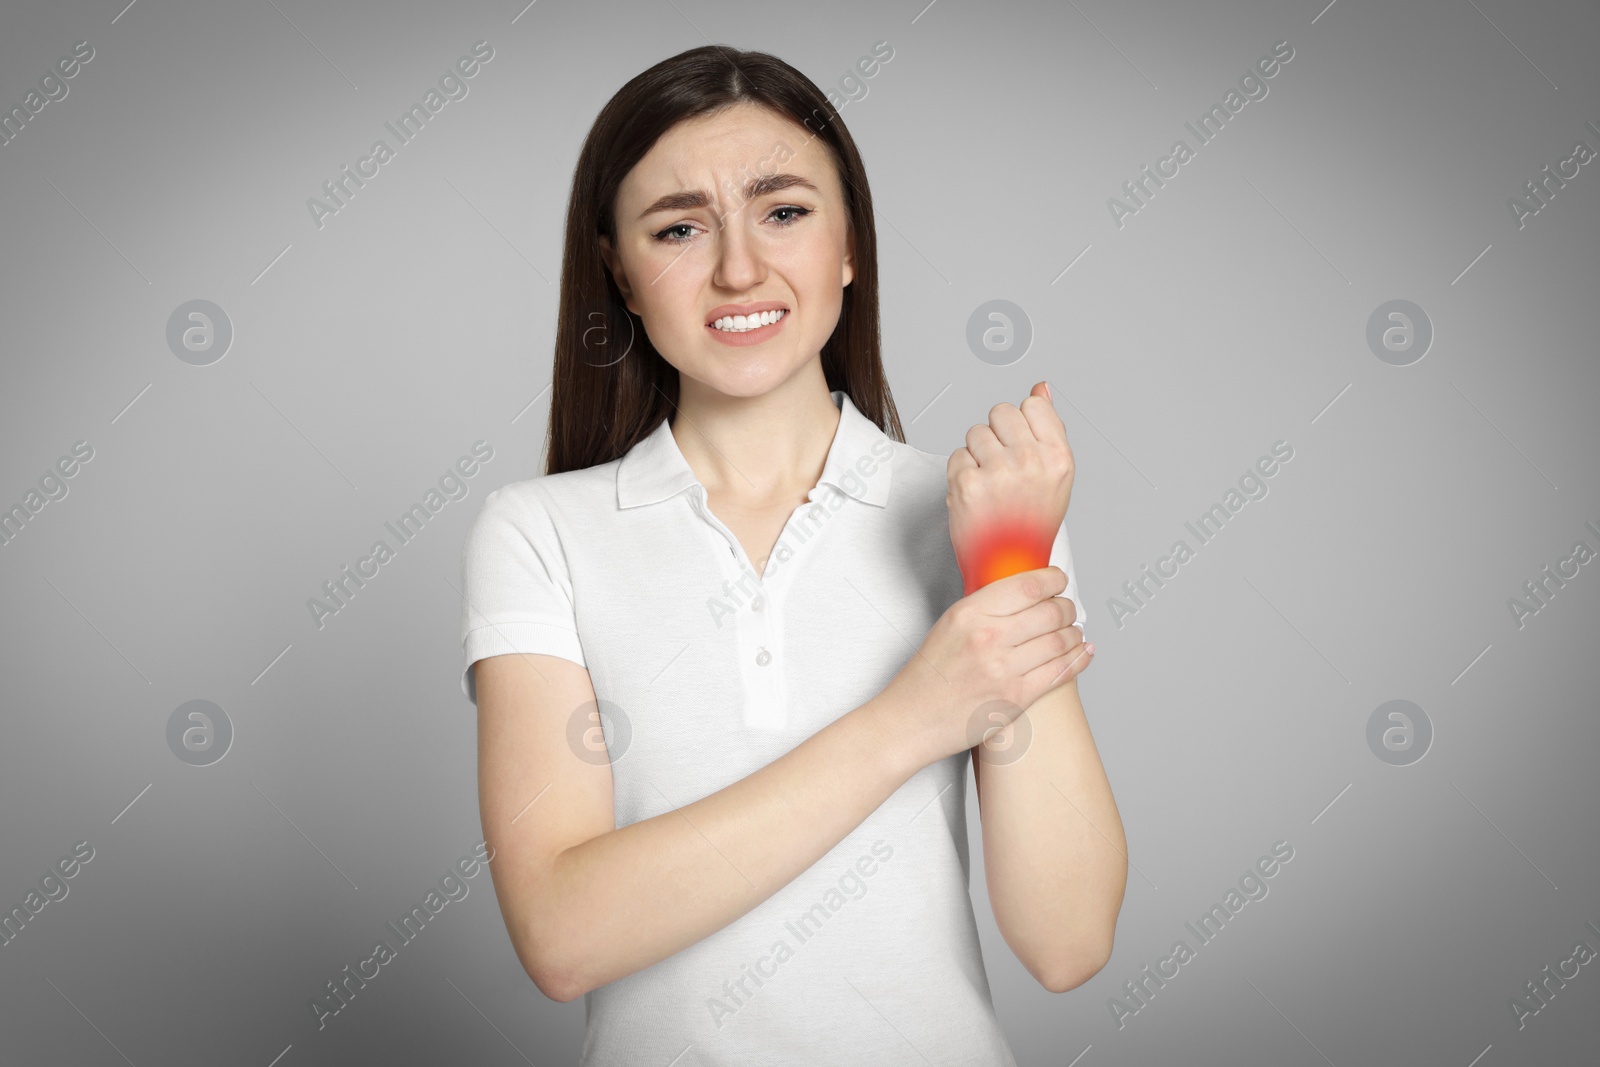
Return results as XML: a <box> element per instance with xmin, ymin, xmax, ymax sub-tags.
<box><xmin>458</xmin><ymin>481</ymin><xmax>587</xmax><ymax>705</ymax></box>
<box><xmin>1050</xmin><ymin>519</ymin><xmax>1087</xmax><ymax>637</ymax></box>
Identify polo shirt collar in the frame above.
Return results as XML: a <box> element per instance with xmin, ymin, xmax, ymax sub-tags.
<box><xmin>618</xmin><ymin>389</ymin><xmax>892</xmax><ymax>510</ymax></box>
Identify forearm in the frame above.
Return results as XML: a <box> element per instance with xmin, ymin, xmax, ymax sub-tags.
<box><xmin>533</xmin><ymin>690</ymin><xmax>933</xmax><ymax>1000</ymax></box>
<box><xmin>976</xmin><ymin>677</ymin><xmax>1126</xmax><ymax>991</ymax></box>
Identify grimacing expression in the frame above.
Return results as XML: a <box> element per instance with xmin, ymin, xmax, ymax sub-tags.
<box><xmin>598</xmin><ymin>103</ymin><xmax>856</xmax><ymax>398</ymax></box>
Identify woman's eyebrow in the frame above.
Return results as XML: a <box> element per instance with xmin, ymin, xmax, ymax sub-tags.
<box><xmin>636</xmin><ymin>173</ymin><xmax>819</xmax><ymax>219</ymax></box>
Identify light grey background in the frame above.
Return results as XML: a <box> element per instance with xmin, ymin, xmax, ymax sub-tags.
<box><xmin>2</xmin><ymin>0</ymin><xmax>1597</xmax><ymax>1064</ymax></box>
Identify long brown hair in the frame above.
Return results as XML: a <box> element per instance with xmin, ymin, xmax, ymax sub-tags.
<box><xmin>544</xmin><ymin>45</ymin><xmax>904</xmax><ymax>477</ymax></box>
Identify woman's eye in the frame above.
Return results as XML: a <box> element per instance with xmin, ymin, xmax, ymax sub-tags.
<box><xmin>649</xmin><ymin>206</ymin><xmax>811</xmax><ymax>244</ymax></box>
<box><xmin>769</xmin><ymin>205</ymin><xmax>812</xmax><ymax>226</ymax></box>
<box><xmin>651</xmin><ymin>223</ymin><xmax>699</xmax><ymax>243</ymax></box>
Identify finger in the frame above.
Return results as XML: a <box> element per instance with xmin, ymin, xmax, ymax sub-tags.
<box><xmin>964</xmin><ymin>421</ymin><xmax>1003</xmax><ymax>466</ymax></box>
<box><xmin>1013</xmin><ymin>615</ymin><xmax>1086</xmax><ymax>677</ymax></box>
<box><xmin>970</xmin><ymin>565</ymin><xmax>1067</xmax><ymax>616</ymax></box>
<box><xmin>946</xmin><ymin>446</ymin><xmax>977</xmax><ymax>480</ymax></box>
<box><xmin>987</xmin><ymin>401</ymin><xmax>1035</xmax><ymax>449</ymax></box>
<box><xmin>1019</xmin><ymin>391</ymin><xmax>1068</xmax><ymax>445</ymax></box>
<box><xmin>1023</xmin><ymin>638</ymin><xmax>1094</xmax><ymax>694</ymax></box>
<box><xmin>1006</xmin><ymin>596</ymin><xmax>1083</xmax><ymax>669</ymax></box>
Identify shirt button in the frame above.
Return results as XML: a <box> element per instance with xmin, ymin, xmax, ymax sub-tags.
<box><xmin>751</xmin><ymin>596</ymin><xmax>764</xmax><ymax>612</ymax></box>
<box><xmin>755</xmin><ymin>647</ymin><xmax>772</xmax><ymax>666</ymax></box>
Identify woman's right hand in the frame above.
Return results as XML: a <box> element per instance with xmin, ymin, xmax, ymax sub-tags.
<box><xmin>876</xmin><ymin>565</ymin><xmax>1092</xmax><ymax>768</ymax></box>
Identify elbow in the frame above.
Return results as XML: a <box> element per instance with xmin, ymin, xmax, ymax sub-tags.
<box><xmin>1034</xmin><ymin>935</ymin><xmax>1114</xmax><ymax>994</ymax></box>
<box><xmin>531</xmin><ymin>967</ymin><xmax>583</xmax><ymax>1004</ymax></box>
<box><xmin>524</xmin><ymin>949</ymin><xmax>586</xmax><ymax>1003</ymax></box>
<box><xmin>513</xmin><ymin>919</ymin><xmax>587</xmax><ymax>1003</ymax></box>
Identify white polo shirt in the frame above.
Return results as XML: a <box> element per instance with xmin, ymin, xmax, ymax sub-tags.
<box><xmin>459</xmin><ymin>389</ymin><xmax>1085</xmax><ymax>1067</ymax></box>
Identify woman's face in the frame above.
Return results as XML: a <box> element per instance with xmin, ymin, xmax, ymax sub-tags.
<box><xmin>598</xmin><ymin>102</ymin><xmax>855</xmax><ymax>399</ymax></box>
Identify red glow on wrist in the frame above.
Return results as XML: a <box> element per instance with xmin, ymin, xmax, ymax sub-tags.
<box><xmin>954</xmin><ymin>512</ymin><xmax>1056</xmax><ymax>596</ymax></box>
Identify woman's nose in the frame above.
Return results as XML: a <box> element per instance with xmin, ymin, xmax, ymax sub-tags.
<box><xmin>712</xmin><ymin>209</ymin><xmax>764</xmax><ymax>290</ymax></box>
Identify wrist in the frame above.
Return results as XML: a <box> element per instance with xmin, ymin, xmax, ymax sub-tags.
<box><xmin>953</xmin><ymin>511</ymin><xmax>1055</xmax><ymax>594</ymax></box>
<box><xmin>855</xmin><ymin>685</ymin><xmax>941</xmax><ymax>780</ymax></box>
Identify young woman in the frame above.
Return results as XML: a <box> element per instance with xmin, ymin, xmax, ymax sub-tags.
<box><xmin>460</xmin><ymin>45</ymin><xmax>1126</xmax><ymax>1066</ymax></box>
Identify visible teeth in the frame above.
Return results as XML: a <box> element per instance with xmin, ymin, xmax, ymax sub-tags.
<box><xmin>712</xmin><ymin>309</ymin><xmax>786</xmax><ymax>332</ymax></box>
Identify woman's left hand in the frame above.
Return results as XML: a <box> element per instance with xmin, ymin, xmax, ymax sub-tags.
<box><xmin>947</xmin><ymin>381</ymin><xmax>1076</xmax><ymax>597</ymax></box>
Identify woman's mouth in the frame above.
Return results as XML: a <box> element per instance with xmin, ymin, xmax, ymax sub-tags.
<box><xmin>706</xmin><ymin>308</ymin><xmax>788</xmax><ymax>346</ymax></box>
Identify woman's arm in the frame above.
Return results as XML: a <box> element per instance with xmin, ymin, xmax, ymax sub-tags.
<box><xmin>476</xmin><ymin>649</ymin><xmax>932</xmax><ymax>1003</ymax></box>
<box><xmin>972</xmin><ymin>669</ymin><xmax>1127</xmax><ymax>992</ymax></box>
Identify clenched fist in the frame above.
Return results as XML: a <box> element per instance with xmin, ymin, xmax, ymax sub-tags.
<box><xmin>948</xmin><ymin>382</ymin><xmax>1075</xmax><ymax>597</ymax></box>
